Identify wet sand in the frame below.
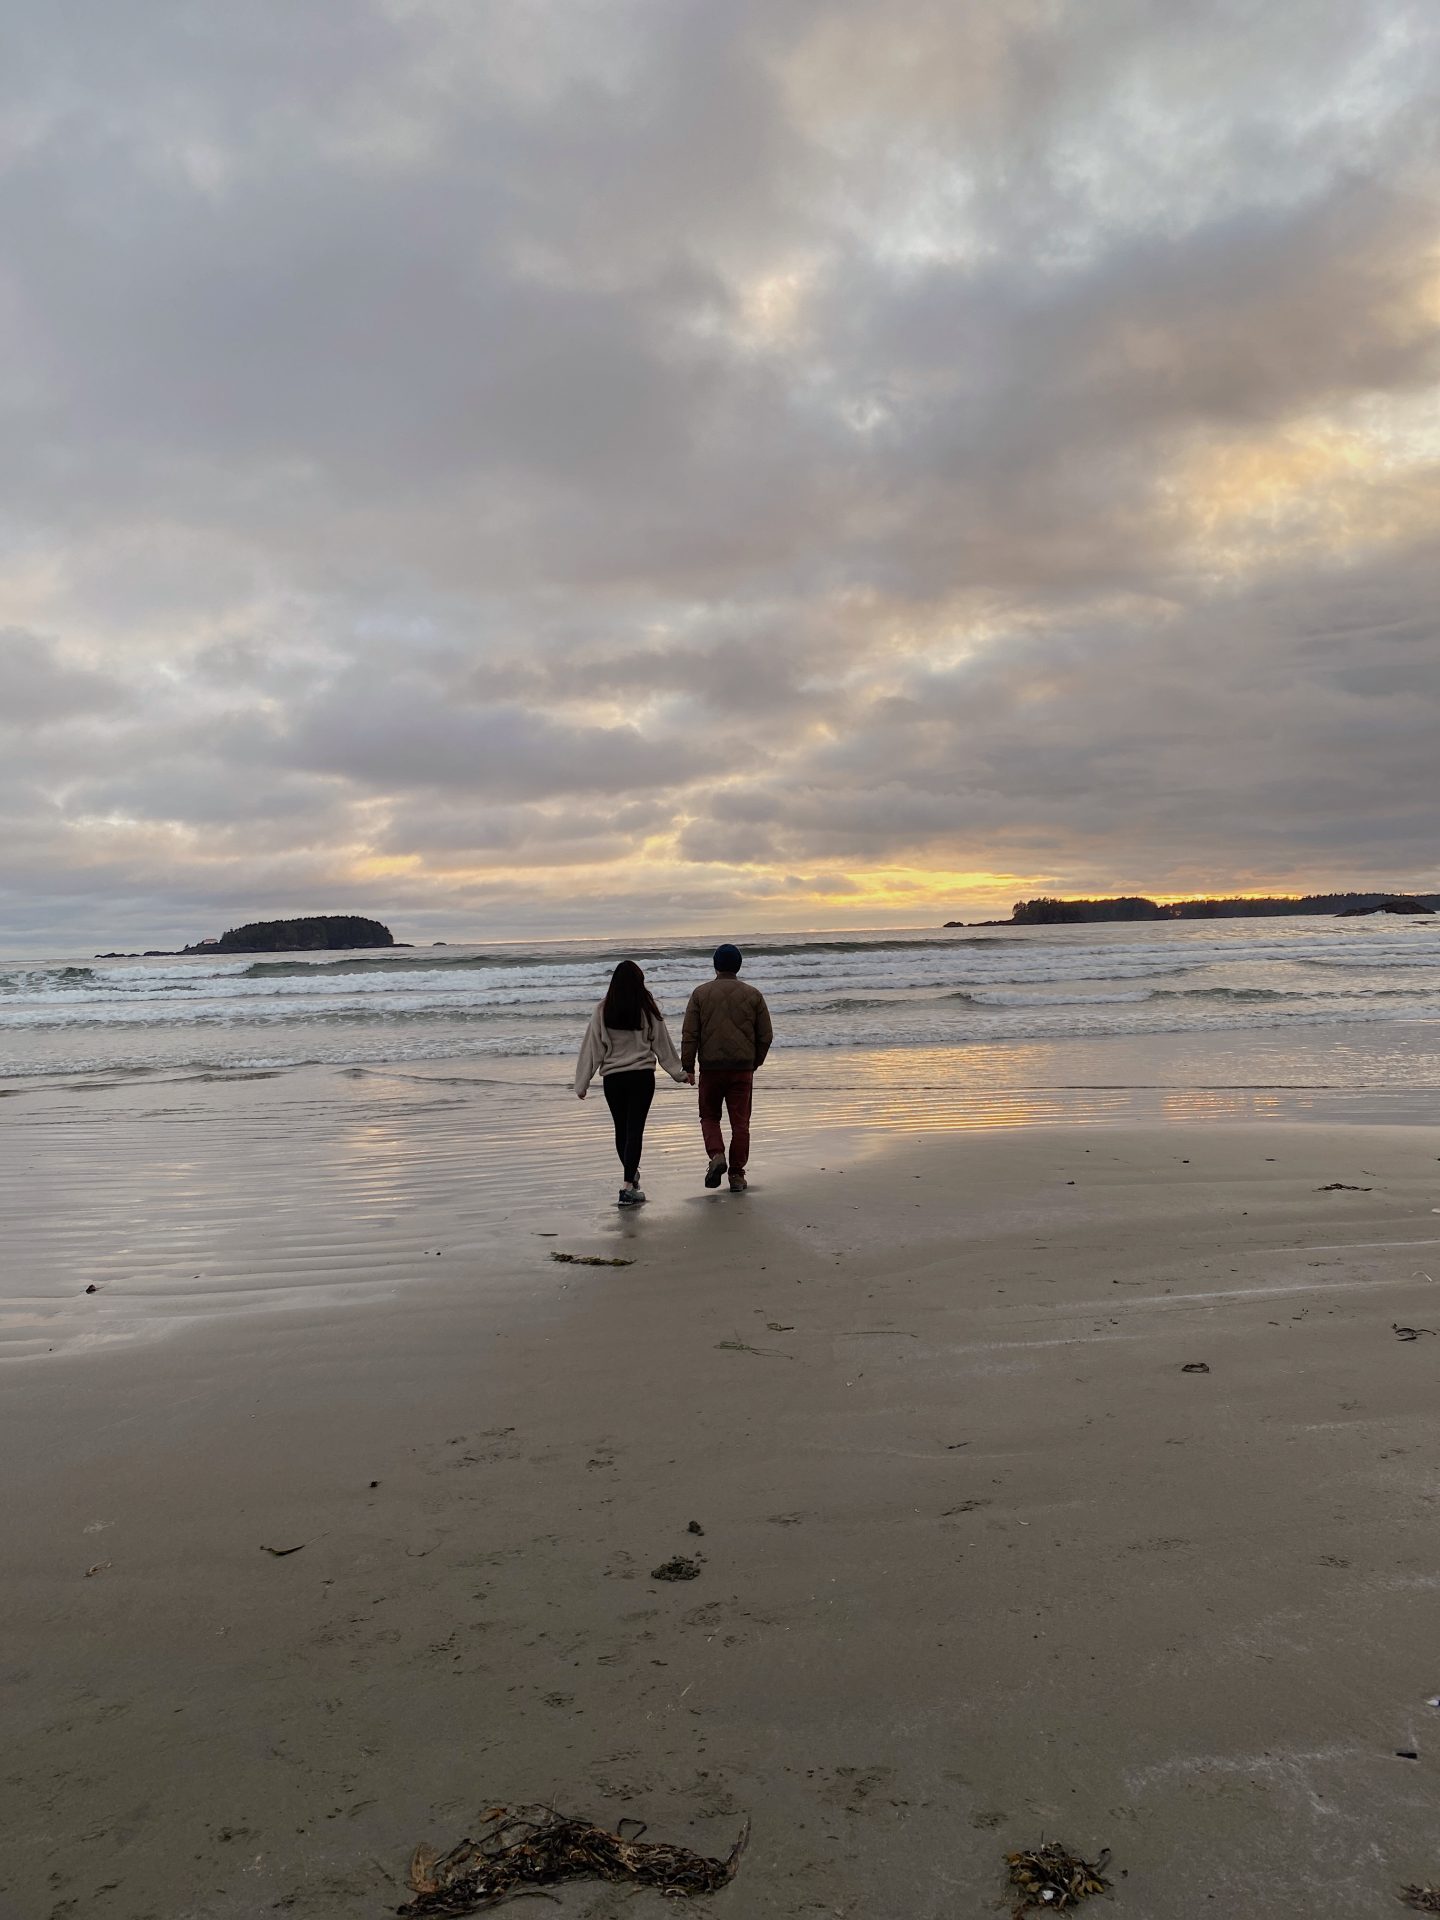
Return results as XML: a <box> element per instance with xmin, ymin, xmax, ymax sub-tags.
<box><xmin>7</xmin><ymin>1103</ymin><xmax>1440</xmax><ymax>1918</ymax></box>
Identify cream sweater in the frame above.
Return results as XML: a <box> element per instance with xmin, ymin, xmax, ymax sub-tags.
<box><xmin>574</xmin><ymin>1002</ymin><xmax>686</xmax><ymax>1094</ymax></box>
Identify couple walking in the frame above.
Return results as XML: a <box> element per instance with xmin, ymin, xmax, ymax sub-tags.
<box><xmin>574</xmin><ymin>944</ymin><xmax>772</xmax><ymax>1206</ymax></box>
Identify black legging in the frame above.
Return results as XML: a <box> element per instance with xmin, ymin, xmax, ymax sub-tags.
<box><xmin>602</xmin><ymin>1068</ymin><xmax>656</xmax><ymax>1184</ymax></box>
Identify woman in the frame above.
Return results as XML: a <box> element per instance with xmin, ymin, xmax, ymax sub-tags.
<box><xmin>575</xmin><ymin>960</ymin><xmax>690</xmax><ymax>1205</ymax></box>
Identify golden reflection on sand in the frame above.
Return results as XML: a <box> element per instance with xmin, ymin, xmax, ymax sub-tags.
<box><xmin>752</xmin><ymin>1045</ymin><xmax>1409</xmax><ymax>1134</ymax></box>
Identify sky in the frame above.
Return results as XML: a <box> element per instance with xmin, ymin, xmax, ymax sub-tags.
<box><xmin>2</xmin><ymin>0</ymin><xmax>1439</xmax><ymax>952</ymax></box>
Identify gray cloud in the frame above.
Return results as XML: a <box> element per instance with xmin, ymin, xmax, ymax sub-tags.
<box><xmin>0</xmin><ymin>630</ymin><xmax>129</xmax><ymax>728</ymax></box>
<box><xmin>275</xmin><ymin>660</ymin><xmax>720</xmax><ymax>800</ymax></box>
<box><xmin>1</xmin><ymin>0</ymin><xmax>1438</xmax><ymax>946</ymax></box>
<box><xmin>673</xmin><ymin>540</ymin><xmax>1440</xmax><ymax>886</ymax></box>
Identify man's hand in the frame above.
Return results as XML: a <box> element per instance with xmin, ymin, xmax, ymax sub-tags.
<box><xmin>684</xmin><ymin>1071</ymin><xmax>695</xmax><ymax>1085</ymax></box>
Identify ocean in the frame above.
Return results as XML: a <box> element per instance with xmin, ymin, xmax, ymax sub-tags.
<box><xmin>4</xmin><ymin>916</ymin><xmax>1440</xmax><ymax>1098</ymax></box>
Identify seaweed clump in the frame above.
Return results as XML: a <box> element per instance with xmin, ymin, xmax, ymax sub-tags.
<box><xmin>651</xmin><ymin>1555</ymin><xmax>702</xmax><ymax>1581</ymax></box>
<box><xmin>1006</xmin><ymin>1840</ymin><xmax>1111</xmax><ymax>1915</ymax></box>
<box><xmin>1401</xmin><ymin>1890</ymin><xmax>1440</xmax><ymax>1913</ymax></box>
<box><xmin>399</xmin><ymin>1804</ymin><xmax>748</xmax><ymax>1914</ymax></box>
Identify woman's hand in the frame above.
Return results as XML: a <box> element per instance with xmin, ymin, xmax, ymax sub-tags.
<box><xmin>576</xmin><ymin>1088</ymin><xmax>587</xmax><ymax>1100</ymax></box>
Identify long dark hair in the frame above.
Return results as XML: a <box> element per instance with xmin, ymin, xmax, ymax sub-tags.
<box><xmin>602</xmin><ymin>959</ymin><xmax>661</xmax><ymax>1031</ymax></box>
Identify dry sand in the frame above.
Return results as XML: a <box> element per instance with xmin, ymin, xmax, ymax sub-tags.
<box><xmin>7</xmin><ymin>1112</ymin><xmax>1440</xmax><ymax>1919</ymax></box>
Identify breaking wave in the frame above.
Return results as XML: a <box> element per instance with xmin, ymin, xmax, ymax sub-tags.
<box><xmin>0</xmin><ymin>966</ymin><xmax>98</xmax><ymax>993</ymax></box>
<box><xmin>237</xmin><ymin>932</ymin><xmax>1030</xmax><ymax>978</ymax></box>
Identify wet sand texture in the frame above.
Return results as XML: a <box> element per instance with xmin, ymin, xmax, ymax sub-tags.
<box><xmin>6</xmin><ymin>1119</ymin><xmax>1440</xmax><ymax>1917</ymax></box>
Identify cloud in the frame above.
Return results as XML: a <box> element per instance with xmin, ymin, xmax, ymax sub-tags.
<box><xmin>0</xmin><ymin>629</ymin><xmax>129</xmax><ymax>728</ymax></box>
<box><xmin>275</xmin><ymin>660</ymin><xmax>719</xmax><ymax>799</ymax></box>
<box><xmin>0</xmin><ymin>0</ymin><xmax>1437</xmax><ymax>946</ymax></box>
<box><xmin>673</xmin><ymin>539</ymin><xmax>1440</xmax><ymax>887</ymax></box>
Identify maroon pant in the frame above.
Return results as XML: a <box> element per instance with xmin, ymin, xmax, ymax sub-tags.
<box><xmin>698</xmin><ymin>1069</ymin><xmax>753</xmax><ymax>1174</ymax></box>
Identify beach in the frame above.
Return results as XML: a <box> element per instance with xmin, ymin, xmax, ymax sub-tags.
<box><xmin>11</xmin><ymin>0</ymin><xmax>1440</xmax><ymax>1909</ymax></box>
<box><xmin>7</xmin><ymin>1065</ymin><xmax>1440</xmax><ymax>1918</ymax></box>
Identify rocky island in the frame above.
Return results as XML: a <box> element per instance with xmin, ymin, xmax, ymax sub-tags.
<box><xmin>185</xmin><ymin>915</ymin><xmax>396</xmax><ymax>954</ymax></box>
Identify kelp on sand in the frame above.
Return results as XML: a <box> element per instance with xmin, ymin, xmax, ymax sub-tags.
<box><xmin>399</xmin><ymin>1803</ymin><xmax>749</xmax><ymax>1914</ymax></box>
<box><xmin>1006</xmin><ymin>1839</ymin><xmax>1112</xmax><ymax>1915</ymax></box>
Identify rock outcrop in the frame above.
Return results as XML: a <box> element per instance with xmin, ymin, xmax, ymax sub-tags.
<box><xmin>184</xmin><ymin>915</ymin><xmax>395</xmax><ymax>954</ymax></box>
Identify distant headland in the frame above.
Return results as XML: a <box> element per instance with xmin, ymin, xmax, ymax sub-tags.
<box><xmin>949</xmin><ymin>893</ymin><xmax>1438</xmax><ymax>928</ymax></box>
<box><xmin>96</xmin><ymin>914</ymin><xmax>397</xmax><ymax>959</ymax></box>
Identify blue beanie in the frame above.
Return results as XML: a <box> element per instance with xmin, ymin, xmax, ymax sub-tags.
<box><xmin>713</xmin><ymin>943</ymin><xmax>743</xmax><ymax>974</ymax></box>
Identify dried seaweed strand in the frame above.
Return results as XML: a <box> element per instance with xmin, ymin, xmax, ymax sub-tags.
<box><xmin>1401</xmin><ymin>1888</ymin><xmax>1440</xmax><ymax>1913</ymax></box>
<box><xmin>399</xmin><ymin>1803</ymin><xmax>748</xmax><ymax>1914</ymax></box>
<box><xmin>1006</xmin><ymin>1840</ymin><xmax>1111</xmax><ymax>1916</ymax></box>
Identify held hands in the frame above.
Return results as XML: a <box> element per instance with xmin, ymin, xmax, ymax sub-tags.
<box><xmin>684</xmin><ymin>1071</ymin><xmax>695</xmax><ymax>1084</ymax></box>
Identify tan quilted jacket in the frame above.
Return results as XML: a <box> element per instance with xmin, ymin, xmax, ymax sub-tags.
<box><xmin>681</xmin><ymin>975</ymin><xmax>773</xmax><ymax>1073</ymax></box>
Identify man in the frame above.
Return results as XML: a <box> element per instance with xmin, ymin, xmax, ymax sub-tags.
<box><xmin>681</xmin><ymin>943</ymin><xmax>773</xmax><ymax>1193</ymax></box>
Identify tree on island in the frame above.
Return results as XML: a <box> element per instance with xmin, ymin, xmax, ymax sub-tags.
<box><xmin>1010</xmin><ymin>895</ymin><xmax>1159</xmax><ymax>924</ymax></box>
<box><xmin>186</xmin><ymin>914</ymin><xmax>395</xmax><ymax>953</ymax></box>
<box><xmin>1002</xmin><ymin>893</ymin><xmax>1436</xmax><ymax>925</ymax></box>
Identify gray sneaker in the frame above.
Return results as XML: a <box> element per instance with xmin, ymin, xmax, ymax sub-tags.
<box><xmin>618</xmin><ymin>1186</ymin><xmax>643</xmax><ymax>1206</ymax></box>
<box><xmin>704</xmin><ymin>1153</ymin><xmax>727</xmax><ymax>1189</ymax></box>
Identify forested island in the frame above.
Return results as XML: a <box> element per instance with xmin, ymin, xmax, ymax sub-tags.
<box><xmin>949</xmin><ymin>894</ymin><xmax>1438</xmax><ymax>928</ymax></box>
<box><xmin>97</xmin><ymin>914</ymin><xmax>399</xmax><ymax>958</ymax></box>
<box><xmin>183</xmin><ymin>915</ymin><xmax>396</xmax><ymax>953</ymax></box>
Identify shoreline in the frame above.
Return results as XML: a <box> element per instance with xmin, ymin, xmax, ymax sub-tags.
<box><xmin>5</xmin><ymin>1053</ymin><xmax>1440</xmax><ymax>1359</ymax></box>
<box><xmin>7</xmin><ymin>1116</ymin><xmax>1440</xmax><ymax>1915</ymax></box>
